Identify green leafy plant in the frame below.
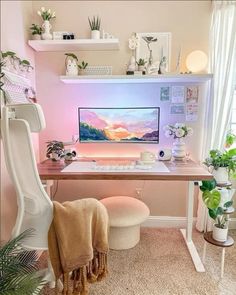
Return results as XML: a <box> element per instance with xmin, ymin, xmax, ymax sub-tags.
<box><xmin>78</xmin><ymin>61</ymin><xmax>88</xmax><ymax>70</ymax></box>
<box><xmin>65</xmin><ymin>53</ymin><xmax>78</xmax><ymax>61</ymax></box>
<box><xmin>30</xmin><ymin>24</ymin><xmax>42</xmax><ymax>35</ymax></box>
<box><xmin>200</xmin><ymin>180</ymin><xmax>233</xmax><ymax>228</ymax></box>
<box><xmin>0</xmin><ymin>60</ymin><xmax>5</xmax><ymax>91</ymax></box>
<box><xmin>1</xmin><ymin>51</ymin><xmax>17</xmax><ymax>59</ymax></box>
<box><xmin>136</xmin><ymin>58</ymin><xmax>146</xmax><ymax>66</ymax></box>
<box><xmin>0</xmin><ymin>229</ymin><xmax>45</xmax><ymax>294</ymax></box>
<box><xmin>225</xmin><ymin>131</ymin><xmax>236</xmax><ymax>148</ymax></box>
<box><xmin>46</xmin><ymin>140</ymin><xmax>65</xmax><ymax>160</ymax></box>
<box><xmin>204</xmin><ymin>148</ymin><xmax>236</xmax><ymax>175</ymax></box>
<box><xmin>88</xmin><ymin>16</ymin><xmax>101</xmax><ymax>31</ymax></box>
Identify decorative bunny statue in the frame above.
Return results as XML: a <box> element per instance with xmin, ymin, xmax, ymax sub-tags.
<box><xmin>66</xmin><ymin>59</ymin><xmax>78</xmax><ymax>76</ymax></box>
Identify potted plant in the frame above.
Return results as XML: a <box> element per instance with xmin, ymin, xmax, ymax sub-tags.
<box><xmin>65</xmin><ymin>53</ymin><xmax>78</xmax><ymax>76</ymax></box>
<box><xmin>136</xmin><ymin>58</ymin><xmax>147</xmax><ymax>73</ymax></box>
<box><xmin>204</xmin><ymin>148</ymin><xmax>236</xmax><ymax>185</ymax></box>
<box><xmin>30</xmin><ymin>24</ymin><xmax>42</xmax><ymax>40</ymax></box>
<box><xmin>19</xmin><ymin>59</ymin><xmax>34</xmax><ymax>76</ymax></box>
<box><xmin>0</xmin><ymin>229</ymin><xmax>45</xmax><ymax>294</ymax></box>
<box><xmin>163</xmin><ymin>123</ymin><xmax>193</xmax><ymax>160</ymax></box>
<box><xmin>1</xmin><ymin>51</ymin><xmax>20</xmax><ymax>72</ymax></box>
<box><xmin>200</xmin><ymin>180</ymin><xmax>233</xmax><ymax>242</ymax></box>
<box><xmin>37</xmin><ymin>7</ymin><xmax>56</xmax><ymax>40</ymax></box>
<box><xmin>78</xmin><ymin>61</ymin><xmax>88</xmax><ymax>75</ymax></box>
<box><xmin>46</xmin><ymin>140</ymin><xmax>65</xmax><ymax>161</ymax></box>
<box><xmin>88</xmin><ymin>16</ymin><xmax>101</xmax><ymax>39</ymax></box>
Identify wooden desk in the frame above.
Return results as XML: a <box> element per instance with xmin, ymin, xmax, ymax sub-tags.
<box><xmin>38</xmin><ymin>158</ymin><xmax>213</xmax><ymax>272</ymax></box>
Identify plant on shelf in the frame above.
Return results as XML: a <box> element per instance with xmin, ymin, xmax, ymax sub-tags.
<box><xmin>200</xmin><ymin>179</ymin><xmax>233</xmax><ymax>242</ymax></box>
<box><xmin>46</xmin><ymin>140</ymin><xmax>65</xmax><ymax>161</ymax></box>
<box><xmin>204</xmin><ymin>133</ymin><xmax>236</xmax><ymax>185</ymax></box>
<box><xmin>30</xmin><ymin>24</ymin><xmax>42</xmax><ymax>40</ymax></box>
<box><xmin>0</xmin><ymin>229</ymin><xmax>45</xmax><ymax>294</ymax></box>
<box><xmin>65</xmin><ymin>53</ymin><xmax>78</xmax><ymax>76</ymax></box>
<box><xmin>78</xmin><ymin>61</ymin><xmax>88</xmax><ymax>75</ymax></box>
<box><xmin>136</xmin><ymin>58</ymin><xmax>147</xmax><ymax>72</ymax></box>
<box><xmin>37</xmin><ymin>7</ymin><xmax>56</xmax><ymax>40</ymax></box>
<box><xmin>88</xmin><ymin>16</ymin><xmax>101</xmax><ymax>39</ymax></box>
<box><xmin>158</xmin><ymin>56</ymin><xmax>167</xmax><ymax>74</ymax></box>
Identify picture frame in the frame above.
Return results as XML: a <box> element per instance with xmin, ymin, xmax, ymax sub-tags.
<box><xmin>135</xmin><ymin>32</ymin><xmax>171</xmax><ymax>72</ymax></box>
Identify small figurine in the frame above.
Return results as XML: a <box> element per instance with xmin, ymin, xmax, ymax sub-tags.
<box><xmin>66</xmin><ymin>59</ymin><xmax>78</xmax><ymax>76</ymax></box>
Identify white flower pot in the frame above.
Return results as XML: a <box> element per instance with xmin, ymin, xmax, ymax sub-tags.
<box><xmin>91</xmin><ymin>30</ymin><xmax>100</xmax><ymax>39</ymax></box>
<box><xmin>212</xmin><ymin>224</ymin><xmax>228</xmax><ymax>242</ymax></box>
<box><xmin>217</xmin><ymin>187</ymin><xmax>235</xmax><ymax>208</ymax></box>
<box><xmin>138</xmin><ymin>65</ymin><xmax>145</xmax><ymax>72</ymax></box>
<box><xmin>41</xmin><ymin>20</ymin><xmax>53</xmax><ymax>40</ymax></box>
<box><xmin>51</xmin><ymin>152</ymin><xmax>61</xmax><ymax>161</ymax></box>
<box><xmin>32</xmin><ymin>34</ymin><xmax>41</xmax><ymax>40</ymax></box>
<box><xmin>172</xmin><ymin>138</ymin><xmax>186</xmax><ymax>160</ymax></box>
<box><xmin>212</xmin><ymin>167</ymin><xmax>229</xmax><ymax>185</ymax></box>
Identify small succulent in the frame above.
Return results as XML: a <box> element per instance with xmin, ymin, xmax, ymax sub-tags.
<box><xmin>136</xmin><ymin>58</ymin><xmax>147</xmax><ymax>66</ymax></box>
<box><xmin>88</xmin><ymin>16</ymin><xmax>101</xmax><ymax>31</ymax></box>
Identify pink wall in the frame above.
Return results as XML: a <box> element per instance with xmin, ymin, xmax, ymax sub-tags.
<box><xmin>1</xmin><ymin>0</ymin><xmax>35</xmax><ymax>241</ymax></box>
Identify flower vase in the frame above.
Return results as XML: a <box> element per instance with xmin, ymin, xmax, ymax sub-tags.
<box><xmin>172</xmin><ymin>138</ymin><xmax>186</xmax><ymax>160</ymax></box>
<box><xmin>41</xmin><ymin>20</ymin><xmax>52</xmax><ymax>40</ymax></box>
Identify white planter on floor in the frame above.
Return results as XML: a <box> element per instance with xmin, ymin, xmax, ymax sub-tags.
<box><xmin>217</xmin><ymin>187</ymin><xmax>235</xmax><ymax>208</ymax></box>
<box><xmin>212</xmin><ymin>224</ymin><xmax>228</xmax><ymax>242</ymax></box>
<box><xmin>212</xmin><ymin>167</ymin><xmax>229</xmax><ymax>185</ymax></box>
<box><xmin>91</xmin><ymin>30</ymin><xmax>100</xmax><ymax>39</ymax></box>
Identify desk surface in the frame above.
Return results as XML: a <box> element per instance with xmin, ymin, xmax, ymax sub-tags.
<box><xmin>38</xmin><ymin>158</ymin><xmax>213</xmax><ymax>181</ymax></box>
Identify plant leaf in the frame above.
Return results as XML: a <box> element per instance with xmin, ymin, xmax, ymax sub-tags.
<box><xmin>202</xmin><ymin>189</ymin><xmax>221</xmax><ymax>209</ymax></box>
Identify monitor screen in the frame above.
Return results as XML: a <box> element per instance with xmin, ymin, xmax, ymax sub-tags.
<box><xmin>78</xmin><ymin>107</ymin><xmax>160</xmax><ymax>143</ymax></box>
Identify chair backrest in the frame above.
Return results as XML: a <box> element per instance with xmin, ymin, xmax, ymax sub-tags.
<box><xmin>1</xmin><ymin>103</ymin><xmax>53</xmax><ymax>250</ymax></box>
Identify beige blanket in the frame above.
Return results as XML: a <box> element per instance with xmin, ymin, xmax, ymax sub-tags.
<box><xmin>48</xmin><ymin>198</ymin><xmax>109</xmax><ymax>295</ymax></box>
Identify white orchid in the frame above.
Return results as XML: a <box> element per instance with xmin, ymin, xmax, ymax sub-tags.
<box><xmin>164</xmin><ymin>123</ymin><xmax>193</xmax><ymax>139</ymax></box>
<box><xmin>128</xmin><ymin>35</ymin><xmax>139</xmax><ymax>50</ymax></box>
<box><xmin>37</xmin><ymin>7</ymin><xmax>56</xmax><ymax>21</ymax></box>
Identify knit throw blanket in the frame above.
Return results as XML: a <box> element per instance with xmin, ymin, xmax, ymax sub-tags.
<box><xmin>48</xmin><ymin>198</ymin><xmax>109</xmax><ymax>295</ymax></box>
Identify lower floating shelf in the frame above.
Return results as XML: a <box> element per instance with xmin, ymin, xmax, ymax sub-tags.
<box><xmin>60</xmin><ymin>74</ymin><xmax>213</xmax><ymax>84</ymax></box>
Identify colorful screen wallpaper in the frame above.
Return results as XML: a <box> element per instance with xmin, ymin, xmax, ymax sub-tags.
<box><xmin>79</xmin><ymin>108</ymin><xmax>160</xmax><ymax>143</ymax></box>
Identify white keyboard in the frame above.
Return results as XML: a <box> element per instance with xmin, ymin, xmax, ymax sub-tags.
<box><xmin>93</xmin><ymin>160</ymin><xmax>152</xmax><ymax>170</ymax></box>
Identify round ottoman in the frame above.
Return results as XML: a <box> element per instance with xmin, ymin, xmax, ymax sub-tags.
<box><xmin>100</xmin><ymin>196</ymin><xmax>150</xmax><ymax>250</ymax></box>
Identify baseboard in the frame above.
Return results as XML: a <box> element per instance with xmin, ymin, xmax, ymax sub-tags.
<box><xmin>142</xmin><ymin>216</ymin><xmax>236</xmax><ymax>229</ymax></box>
<box><xmin>142</xmin><ymin>216</ymin><xmax>197</xmax><ymax>228</ymax></box>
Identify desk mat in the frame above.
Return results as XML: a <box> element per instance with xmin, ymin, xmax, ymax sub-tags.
<box><xmin>61</xmin><ymin>161</ymin><xmax>170</xmax><ymax>173</ymax></box>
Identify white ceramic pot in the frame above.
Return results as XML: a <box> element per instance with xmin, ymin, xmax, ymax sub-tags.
<box><xmin>212</xmin><ymin>224</ymin><xmax>228</xmax><ymax>242</ymax></box>
<box><xmin>41</xmin><ymin>20</ymin><xmax>53</xmax><ymax>40</ymax></box>
<box><xmin>51</xmin><ymin>152</ymin><xmax>61</xmax><ymax>161</ymax></box>
<box><xmin>32</xmin><ymin>34</ymin><xmax>41</xmax><ymax>40</ymax></box>
<box><xmin>138</xmin><ymin>65</ymin><xmax>146</xmax><ymax>72</ymax></box>
<box><xmin>217</xmin><ymin>187</ymin><xmax>235</xmax><ymax>208</ymax></box>
<box><xmin>172</xmin><ymin>138</ymin><xmax>186</xmax><ymax>160</ymax></box>
<box><xmin>212</xmin><ymin>167</ymin><xmax>229</xmax><ymax>185</ymax></box>
<box><xmin>91</xmin><ymin>30</ymin><xmax>100</xmax><ymax>39</ymax></box>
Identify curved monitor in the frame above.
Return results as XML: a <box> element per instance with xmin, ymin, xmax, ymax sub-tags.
<box><xmin>78</xmin><ymin>107</ymin><xmax>160</xmax><ymax>143</ymax></box>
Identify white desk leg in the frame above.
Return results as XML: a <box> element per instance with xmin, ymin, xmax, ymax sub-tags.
<box><xmin>45</xmin><ymin>180</ymin><xmax>54</xmax><ymax>198</ymax></box>
<box><xmin>180</xmin><ymin>181</ymin><xmax>205</xmax><ymax>272</ymax></box>
<box><xmin>221</xmin><ymin>248</ymin><xmax>225</xmax><ymax>278</ymax></box>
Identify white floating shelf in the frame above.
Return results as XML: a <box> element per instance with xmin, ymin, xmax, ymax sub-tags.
<box><xmin>28</xmin><ymin>39</ymin><xmax>120</xmax><ymax>52</ymax></box>
<box><xmin>60</xmin><ymin>74</ymin><xmax>213</xmax><ymax>84</ymax></box>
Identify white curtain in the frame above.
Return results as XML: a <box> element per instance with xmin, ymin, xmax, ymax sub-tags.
<box><xmin>196</xmin><ymin>0</ymin><xmax>236</xmax><ymax>231</ymax></box>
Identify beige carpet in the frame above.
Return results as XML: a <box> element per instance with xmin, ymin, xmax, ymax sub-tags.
<box><xmin>41</xmin><ymin>228</ymin><xmax>236</xmax><ymax>295</ymax></box>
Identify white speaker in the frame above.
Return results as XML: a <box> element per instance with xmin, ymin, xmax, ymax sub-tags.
<box><xmin>158</xmin><ymin>149</ymin><xmax>172</xmax><ymax>161</ymax></box>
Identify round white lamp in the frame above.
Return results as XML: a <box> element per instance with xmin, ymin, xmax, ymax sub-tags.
<box><xmin>186</xmin><ymin>50</ymin><xmax>208</xmax><ymax>73</ymax></box>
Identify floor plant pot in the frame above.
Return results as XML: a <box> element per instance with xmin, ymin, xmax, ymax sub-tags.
<box><xmin>172</xmin><ymin>138</ymin><xmax>186</xmax><ymax>160</ymax></box>
<box><xmin>212</xmin><ymin>167</ymin><xmax>229</xmax><ymax>185</ymax></box>
<box><xmin>91</xmin><ymin>30</ymin><xmax>100</xmax><ymax>39</ymax></box>
<box><xmin>217</xmin><ymin>187</ymin><xmax>235</xmax><ymax>208</ymax></box>
<box><xmin>212</xmin><ymin>224</ymin><xmax>228</xmax><ymax>242</ymax></box>
<box><xmin>42</xmin><ymin>20</ymin><xmax>53</xmax><ymax>40</ymax></box>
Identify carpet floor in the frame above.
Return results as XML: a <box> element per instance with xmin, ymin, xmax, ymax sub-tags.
<box><xmin>41</xmin><ymin>228</ymin><xmax>236</xmax><ymax>295</ymax></box>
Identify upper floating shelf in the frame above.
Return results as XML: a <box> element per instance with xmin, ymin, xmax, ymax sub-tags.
<box><xmin>60</xmin><ymin>74</ymin><xmax>213</xmax><ymax>84</ymax></box>
<box><xmin>28</xmin><ymin>39</ymin><xmax>120</xmax><ymax>52</ymax></box>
